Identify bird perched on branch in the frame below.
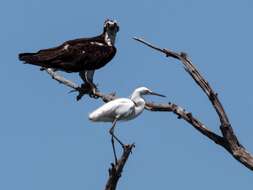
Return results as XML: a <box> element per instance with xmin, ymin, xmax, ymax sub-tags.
<box><xmin>89</xmin><ymin>87</ymin><xmax>166</xmax><ymax>163</ymax></box>
<box><xmin>19</xmin><ymin>19</ymin><xmax>119</xmax><ymax>95</ymax></box>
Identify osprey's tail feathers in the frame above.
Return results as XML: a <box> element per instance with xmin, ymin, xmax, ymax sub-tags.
<box><xmin>18</xmin><ymin>49</ymin><xmax>62</xmax><ymax>68</ymax></box>
<box><xmin>19</xmin><ymin>53</ymin><xmax>38</xmax><ymax>63</ymax></box>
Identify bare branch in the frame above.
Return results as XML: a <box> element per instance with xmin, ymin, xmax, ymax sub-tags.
<box><xmin>45</xmin><ymin>68</ymin><xmax>79</xmax><ymax>89</ymax></box>
<box><xmin>44</xmin><ymin>68</ymin><xmax>98</xmax><ymax>101</ymax></box>
<box><xmin>43</xmin><ymin>68</ymin><xmax>226</xmax><ymax>152</ymax></box>
<box><xmin>134</xmin><ymin>37</ymin><xmax>253</xmax><ymax>170</ymax></box>
<box><xmin>105</xmin><ymin>144</ymin><xmax>135</xmax><ymax>190</ymax></box>
<box><xmin>42</xmin><ymin>66</ymin><xmax>239</xmax><ymax>166</ymax></box>
<box><xmin>145</xmin><ymin>102</ymin><xmax>225</xmax><ymax>147</ymax></box>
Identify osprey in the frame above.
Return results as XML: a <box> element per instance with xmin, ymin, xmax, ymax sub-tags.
<box><xmin>19</xmin><ymin>19</ymin><xmax>119</xmax><ymax>92</ymax></box>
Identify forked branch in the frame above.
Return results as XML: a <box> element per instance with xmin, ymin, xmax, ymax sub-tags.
<box><xmin>134</xmin><ymin>37</ymin><xmax>253</xmax><ymax>170</ymax></box>
<box><xmin>105</xmin><ymin>144</ymin><xmax>135</xmax><ymax>190</ymax></box>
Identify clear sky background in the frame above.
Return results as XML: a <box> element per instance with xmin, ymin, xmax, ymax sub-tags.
<box><xmin>1</xmin><ymin>0</ymin><xmax>253</xmax><ymax>189</ymax></box>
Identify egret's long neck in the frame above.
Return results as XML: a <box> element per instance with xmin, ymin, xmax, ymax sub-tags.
<box><xmin>130</xmin><ymin>92</ymin><xmax>145</xmax><ymax>116</ymax></box>
<box><xmin>104</xmin><ymin>31</ymin><xmax>117</xmax><ymax>46</ymax></box>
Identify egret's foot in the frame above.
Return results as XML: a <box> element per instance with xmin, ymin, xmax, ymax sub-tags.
<box><xmin>123</xmin><ymin>143</ymin><xmax>135</xmax><ymax>154</ymax></box>
<box><xmin>122</xmin><ymin>144</ymin><xmax>127</xmax><ymax>150</ymax></box>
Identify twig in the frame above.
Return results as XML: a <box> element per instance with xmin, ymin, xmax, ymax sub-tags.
<box><xmin>134</xmin><ymin>37</ymin><xmax>253</xmax><ymax>170</ymax></box>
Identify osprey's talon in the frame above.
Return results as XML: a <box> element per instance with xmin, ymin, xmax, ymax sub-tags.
<box><xmin>89</xmin><ymin>88</ymin><xmax>99</xmax><ymax>99</ymax></box>
<box><xmin>75</xmin><ymin>84</ymin><xmax>91</xmax><ymax>101</ymax></box>
<box><xmin>92</xmin><ymin>86</ymin><xmax>99</xmax><ymax>94</ymax></box>
<box><xmin>86</xmin><ymin>82</ymin><xmax>99</xmax><ymax>98</ymax></box>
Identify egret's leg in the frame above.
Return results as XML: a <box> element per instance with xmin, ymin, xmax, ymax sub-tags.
<box><xmin>109</xmin><ymin>119</ymin><xmax>125</xmax><ymax>164</ymax></box>
<box><xmin>111</xmin><ymin>135</ymin><xmax>117</xmax><ymax>164</ymax></box>
<box><xmin>110</xmin><ymin>119</ymin><xmax>118</xmax><ymax>164</ymax></box>
<box><xmin>109</xmin><ymin>119</ymin><xmax>124</xmax><ymax>147</ymax></box>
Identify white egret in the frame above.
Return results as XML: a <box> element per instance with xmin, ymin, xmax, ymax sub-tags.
<box><xmin>89</xmin><ymin>86</ymin><xmax>165</xmax><ymax>163</ymax></box>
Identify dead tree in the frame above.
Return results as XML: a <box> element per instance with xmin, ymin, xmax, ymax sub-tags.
<box><xmin>43</xmin><ymin>37</ymin><xmax>253</xmax><ymax>190</ymax></box>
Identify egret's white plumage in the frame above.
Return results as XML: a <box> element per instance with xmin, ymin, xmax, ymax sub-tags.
<box><xmin>89</xmin><ymin>87</ymin><xmax>163</xmax><ymax>122</ymax></box>
<box><xmin>89</xmin><ymin>98</ymin><xmax>136</xmax><ymax>122</ymax></box>
<box><xmin>88</xmin><ymin>86</ymin><xmax>165</xmax><ymax>163</ymax></box>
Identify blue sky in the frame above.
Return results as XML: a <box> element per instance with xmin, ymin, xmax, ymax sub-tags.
<box><xmin>1</xmin><ymin>0</ymin><xmax>253</xmax><ymax>189</ymax></box>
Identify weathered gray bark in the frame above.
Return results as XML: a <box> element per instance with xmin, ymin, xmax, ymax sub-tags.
<box><xmin>134</xmin><ymin>37</ymin><xmax>253</xmax><ymax>170</ymax></box>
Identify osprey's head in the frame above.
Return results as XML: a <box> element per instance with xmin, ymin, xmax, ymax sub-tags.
<box><xmin>103</xmin><ymin>19</ymin><xmax>119</xmax><ymax>46</ymax></box>
<box><xmin>103</xmin><ymin>19</ymin><xmax>119</xmax><ymax>33</ymax></box>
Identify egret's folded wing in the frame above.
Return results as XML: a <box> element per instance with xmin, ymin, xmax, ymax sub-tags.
<box><xmin>114</xmin><ymin>99</ymin><xmax>135</xmax><ymax>118</ymax></box>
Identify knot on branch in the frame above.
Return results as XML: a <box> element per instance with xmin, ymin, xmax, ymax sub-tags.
<box><xmin>209</xmin><ymin>91</ymin><xmax>218</xmax><ymax>101</ymax></box>
<box><xmin>180</xmin><ymin>52</ymin><xmax>188</xmax><ymax>59</ymax></box>
<box><xmin>108</xmin><ymin>162</ymin><xmax>122</xmax><ymax>180</ymax></box>
<box><xmin>219</xmin><ymin>123</ymin><xmax>231</xmax><ymax>132</ymax></box>
<box><xmin>174</xmin><ymin>106</ymin><xmax>185</xmax><ymax>119</ymax></box>
<box><xmin>108</xmin><ymin>163</ymin><xmax>117</xmax><ymax>176</ymax></box>
<box><xmin>220</xmin><ymin>124</ymin><xmax>243</xmax><ymax>149</ymax></box>
<box><xmin>186</xmin><ymin>112</ymin><xmax>194</xmax><ymax>122</ymax></box>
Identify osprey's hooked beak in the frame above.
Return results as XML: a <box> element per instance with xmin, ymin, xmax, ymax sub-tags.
<box><xmin>149</xmin><ymin>91</ymin><xmax>166</xmax><ymax>97</ymax></box>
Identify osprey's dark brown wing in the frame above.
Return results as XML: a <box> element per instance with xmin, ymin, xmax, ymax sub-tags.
<box><xmin>19</xmin><ymin>39</ymin><xmax>116</xmax><ymax>72</ymax></box>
